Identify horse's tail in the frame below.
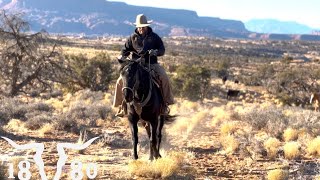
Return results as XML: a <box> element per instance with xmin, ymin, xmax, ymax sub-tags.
<box><xmin>161</xmin><ymin>114</ymin><xmax>177</xmax><ymax>124</ymax></box>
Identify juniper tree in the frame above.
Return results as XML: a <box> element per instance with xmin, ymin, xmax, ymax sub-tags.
<box><xmin>0</xmin><ymin>11</ymin><xmax>68</xmax><ymax>96</ymax></box>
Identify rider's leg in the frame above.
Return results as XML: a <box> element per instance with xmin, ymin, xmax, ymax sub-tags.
<box><xmin>114</xmin><ymin>76</ymin><xmax>126</xmax><ymax>117</ymax></box>
<box><xmin>152</xmin><ymin>64</ymin><xmax>174</xmax><ymax>114</ymax></box>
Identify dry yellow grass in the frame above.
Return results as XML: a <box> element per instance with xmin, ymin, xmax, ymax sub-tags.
<box><xmin>128</xmin><ymin>151</ymin><xmax>186</xmax><ymax>178</ymax></box>
<box><xmin>103</xmin><ymin>92</ymin><xmax>113</xmax><ymax>104</ymax></box>
<box><xmin>95</xmin><ymin>118</ymin><xmax>105</xmax><ymax>127</ymax></box>
<box><xmin>220</xmin><ymin>135</ymin><xmax>239</xmax><ymax>154</ymax></box>
<box><xmin>306</xmin><ymin>136</ymin><xmax>320</xmax><ymax>157</ymax></box>
<box><xmin>209</xmin><ymin>107</ymin><xmax>230</xmax><ymax>127</ymax></box>
<box><xmin>283</xmin><ymin>141</ymin><xmax>300</xmax><ymax>159</ymax></box>
<box><xmin>38</xmin><ymin>123</ymin><xmax>55</xmax><ymax>137</ymax></box>
<box><xmin>4</xmin><ymin>119</ymin><xmax>28</xmax><ymax>133</ymax></box>
<box><xmin>283</xmin><ymin>128</ymin><xmax>299</xmax><ymax>142</ymax></box>
<box><xmin>267</xmin><ymin>169</ymin><xmax>289</xmax><ymax>180</ymax></box>
<box><xmin>264</xmin><ymin>137</ymin><xmax>281</xmax><ymax>159</ymax></box>
<box><xmin>220</xmin><ymin>122</ymin><xmax>238</xmax><ymax>135</ymax></box>
<box><xmin>45</xmin><ymin>98</ymin><xmax>64</xmax><ymax>111</ymax></box>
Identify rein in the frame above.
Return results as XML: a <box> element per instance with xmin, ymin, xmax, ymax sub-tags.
<box><xmin>122</xmin><ymin>63</ymin><xmax>153</xmax><ymax>107</ymax></box>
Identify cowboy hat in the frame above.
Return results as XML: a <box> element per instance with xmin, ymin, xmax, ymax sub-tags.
<box><xmin>134</xmin><ymin>14</ymin><xmax>153</xmax><ymax>27</ymax></box>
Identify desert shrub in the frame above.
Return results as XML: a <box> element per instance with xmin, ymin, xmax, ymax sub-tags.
<box><xmin>283</xmin><ymin>128</ymin><xmax>299</xmax><ymax>142</ymax></box>
<box><xmin>266</xmin><ymin>67</ymin><xmax>313</xmax><ymax>106</ymax></box>
<box><xmin>264</xmin><ymin>137</ymin><xmax>281</xmax><ymax>159</ymax></box>
<box><xmin>257</xmin><ymin>64</ymin><xmax>276</xmax><ymax>84</ymax></box>
<box><xmin>54</xmin><ymin>115</ymin><xmax>77</xmax><ymax>132</ymax></box>
<box><xmin>73</xmin><ymin>89</ymin><xmax>105</xmax><ymax>102</ymax></box>
<box><xmin>0</xmin><ymin>12</ymin><xmax>67</xmax><ymax>96</ymax></box>
<box><xmin>62</xmin><ymin>52</ymin><xmax>114</xmax><ymax>93</ymax></box>
<box><xmin>57</xmin><ymin>101</ymin><xmax>111</xmax><ymax>129</ymax></box>
<box><xmin>283</xmin><ymin>141</ymin><xmax>301</xmax><ymax>159</ymax></box>
<box><xmin>0</xmin><ymin>97</ymin><xmax>28</xmax><ymax>123</ymax></box>
<box><xmin>30</xmin><ymin>102</ymin><xmax>53</xmax><ymax>112</ymax></box>
<box><xmin>0</xmin><ymin>164</ymin><xmax>6</xmax><ymax>179</ymax></box>
<box><xmin>128</xmin><ymin>151</ymin><xmax>187</xmax><ymax>178</ymax></box>
<box><xmin>214</xmin><ymin>59</ymin><xmax>230</xmax><ymax>78</ymax></box>
<box><xmin>267</xmin><ymin>169</ymin><xmax>289</xmax><ymax>180</ymax></box>
<box><xmin>282</xmin><ymin>55</ymin><xmax>293</xmax><ymax>64</ymax></box>
<box><xmin>239</xmin><ymin>106</ymin><xmax>289</xmax><ymax>138</ymax></box>
<box><xmin>306</xmin><ymin>136</ymin><xmax>320</xmax><ymax>156</ymax></box>
<box><xmin>172</xmin><ymin>65</ymin><xmax>211</xmax><ymax>101</ymax></box>
<box><xmin>25</xmin><ymin>112</ymin><xmax>54</xmax><ymax>130</ymax></box>
<box><xmin>284</xmin><ymin>108</ymin><xmax>320</xmax><ymax>136</ymax></box>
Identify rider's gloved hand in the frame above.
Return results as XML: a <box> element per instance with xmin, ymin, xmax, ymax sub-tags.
<box><xmin>117</xmin><ymin>55</ymin><xmax>127</xmax><ymax>60</ymax></box>
<box><xmin>149</xmin><ymin>49</ymin><xmax>158</xmax><ymax>56</ymax></box>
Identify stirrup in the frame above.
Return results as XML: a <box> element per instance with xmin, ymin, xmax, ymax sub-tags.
<box><xmin>115</xmin><ymin>101</ymin><xmax>127</xmax><ymax>117</ymax></box>
<box><xmin>115</xmin><ymin>109</ymin><xmax>125</xmax><ymax>117</ymax></box>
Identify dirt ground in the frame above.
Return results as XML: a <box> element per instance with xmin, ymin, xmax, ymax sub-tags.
<box><xmin>1</xmin><ymin>97</ymin><xmax>319</xmax><ymax>180</ymax></box>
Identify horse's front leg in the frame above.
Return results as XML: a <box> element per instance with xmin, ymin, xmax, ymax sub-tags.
<box><xmin>156</xmin><ymin>115</ymin><xmax>165</xmax><ymax>158</ymax></box>
<box><xmin>144</xmin><ymin>123</ymin><xmax>153</xmax><ymax>160</ymax></box>
<box><xmin>150</xmin><ymin>120</ymin><xmax>160</xmax><ymax>160</ymax></box>
<box><xmin>129</xmin><ymin>114</ymin><xmax>139</xmax><ymax>159</ymax></box>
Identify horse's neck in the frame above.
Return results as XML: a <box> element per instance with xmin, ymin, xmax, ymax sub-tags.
<box><xmin>137</xmin><ymin>69</ymin><xmax>151</xmax><ymax>94</ymax></box>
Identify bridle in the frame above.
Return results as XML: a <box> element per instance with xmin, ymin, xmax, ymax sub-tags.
<box><xmin>121</xmin><ymin>63</ymin><xmax>153</xmax><ymax>107</ymax></box>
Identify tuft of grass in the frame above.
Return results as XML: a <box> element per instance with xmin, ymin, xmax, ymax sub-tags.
<box><xmin>38</xmin><ymin>123</ymin><xmax>55</xmax><ymax>137</ymax></box>
<box><xmin>210</xmin><ymin>107</ymin><xmax>230</xmax><ymax>127</ymax></box>
<box><xmin>306</xmin><ymin>136</ymin><xmax>320</xmax><ymax>157</ymax></box>
<box><xmin>283</xmin><ymin>128</ymin><xmax>299</xmax><ymax>142</ymax></box>
<box><xmin>128</xmin><ymin>151</ymin><xmax>186</xmax><ymax>178</ymax></box>
<box><xmin>220</xmin><ymin>135</ymin><xmax>239</xmax><ymax>154</ymax></box>
<box><xmin>283</xmin><ymin>141</ymin><xmax>300</xmax><ymax>160</ymax></box>
<box><xmin>267</xmin><ymin>169</ymin><xmax>289</xmax><ymax>180</ymax></box>
<box><xmin>264</xmin><ymin>137</ymin><xmax>281</xmax><ymax>159</ymax></box>
<box><xmin>5</xmin><ymin>119</ymin><xmax>28</xmax><ymax>133</ymax></box>
<box><xmin>220</xmin><ymin>122</ymin><xmax>238</xmax><ymax>135</ymax></box>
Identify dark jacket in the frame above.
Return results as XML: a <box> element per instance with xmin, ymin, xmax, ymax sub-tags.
<box><xmin>121</xmin><ymin>27</ymin><xmax>165</xmax><ymax>64</ymax></box>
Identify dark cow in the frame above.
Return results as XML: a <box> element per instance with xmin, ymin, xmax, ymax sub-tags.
<box><xmin>227</xmin><ymin>89</ymin><xmax>240</xmax><ymax>100</ymax></box>
<box><xmin>222</xmin><ymin>75</ymin><xmax>228</xmax><ymax>84</ymax></box>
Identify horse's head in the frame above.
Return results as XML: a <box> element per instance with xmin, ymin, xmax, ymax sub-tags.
<box><xmin>119</xmin><ymin>59</ymin><xmax>140</xmax><ymax>103</ymax></box>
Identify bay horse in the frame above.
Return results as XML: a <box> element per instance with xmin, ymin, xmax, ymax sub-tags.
<box><xmin>118</xmin><ymin>57</ymin><xmax>175</xmax><ymax>160</ymax></box>
<box><xmin>310</xmin><ymin>92</ymin><xmax>320</xmax><ymax>112</ymax></box>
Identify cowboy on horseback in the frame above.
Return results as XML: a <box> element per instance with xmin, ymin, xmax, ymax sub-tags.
<box><xmin>113</xmin><ymin>14</ymin><xmax>174</xmax><ymax>117</ymax></box>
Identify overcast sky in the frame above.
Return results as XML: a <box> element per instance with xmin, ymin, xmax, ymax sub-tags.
<box><xmin>111</xmin><ymin>0</ymin><xmax>320</xmax><ymax>28</ymax></box>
